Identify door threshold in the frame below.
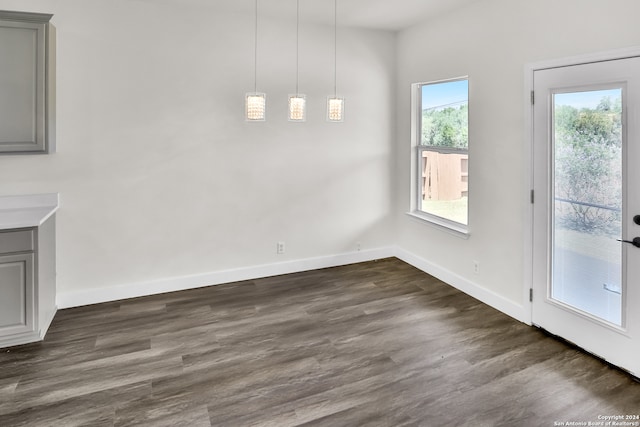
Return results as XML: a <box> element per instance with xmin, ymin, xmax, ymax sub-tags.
<box><xmin>534</xmin><ymin>325</ymin><xmax>640</xmax><ymax>383</ymax></box>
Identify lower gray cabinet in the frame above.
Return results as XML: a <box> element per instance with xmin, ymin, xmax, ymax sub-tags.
<box><xmin>0</xmin><ymin>252</ymin><xmax>35</xmax><ymax>337</ymax></box>
<box><xmin>0</xmin><ymin>215</ymin><xmax>56</xmax><ymax>348</ymax></box>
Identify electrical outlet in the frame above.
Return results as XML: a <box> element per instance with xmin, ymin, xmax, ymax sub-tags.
<box><xmin>277</xmin><ymin>241</ymin><xmax>285</xmax><ymax>254</ymax></box>
<box><xmin>356</xmin><ymin>242</ymin><xmax>362</xmax><ymax>251</ymax></box>
<box><xmin>473</xmin><ymin>260</ymin><xmax>480</xmax><ymax>274</ymax></box>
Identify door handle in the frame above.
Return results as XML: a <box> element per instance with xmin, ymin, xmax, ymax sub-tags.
<box><xmin>617</xmin><ymin>237</ymin><xmax>640</xmax><ymax>248</ymax></box>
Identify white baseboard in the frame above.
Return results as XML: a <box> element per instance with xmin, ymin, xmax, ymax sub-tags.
<box><xmin>57</xmin><ymin>245</ymin><xmax>531</xmax><ymax>326</ymax></box>
<box><xmin>394</xmin><ymin>247</ymin><xmax>530</xmax><ymax>324</ymax></box>
<box><xmin>56</xmin><ymin>247</ymin><xmax>396</xmax><ymax>309</ymax></box>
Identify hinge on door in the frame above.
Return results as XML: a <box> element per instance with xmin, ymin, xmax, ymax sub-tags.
<box><xmin>530</xmin><ymin>189</ymin><xmax>534</xmax><ymax>204</ymax></box>
<box><xmin>529</xmin><ymin>288</ymin><xmax>533</xmax><ymax>302</ymax></box>
<box><xmin>531</xmin><ymin>90</ymin><xmax>535</xmax><ymax>105</ymax></box>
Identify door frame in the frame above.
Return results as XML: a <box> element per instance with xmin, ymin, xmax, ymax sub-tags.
<box><xmin>523</xmin><ymin>46</ymin><xmax>640</xmax><ymax>326</ymax></box>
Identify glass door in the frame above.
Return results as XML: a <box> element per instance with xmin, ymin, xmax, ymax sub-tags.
<box><xmin>552</xmin><ymin>88</ymin><xmax>623</xmax><ymax>326</ymax></box>
<box><xmin>532</xmin><ymin>56</ymin><xmax>640</xmax><ymax>378</ymax></box>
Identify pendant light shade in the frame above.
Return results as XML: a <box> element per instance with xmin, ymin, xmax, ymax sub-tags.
<box><xmin>246</xmin><ymin>93</ymin><xmax>266</xmax><ymax>121</ymax></box>
<box><xmin>327</xmin><ymin>0</ymin><xmax>344</xmax><ymax>122</ymax></box>
<box><xmin>288</xmin><ymin>94</ymin><xmax>306</xmax><ymax>121</ymax></box>
<box><xmin>327</xmin><ymin>97</ymin><xmax>344</xmax><ymax>122</ymax></box>
<box><xmin>246</xmin><ymin>0</ymin><xmax>266</xmax><ymax>121</ymax></box>
<box><xmin>289</xmin><ymin>0</ymin><xmax>306</xmax><ymax>122</ymax></box>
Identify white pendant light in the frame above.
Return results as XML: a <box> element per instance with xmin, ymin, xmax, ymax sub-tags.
<box><xmin>327</xmin><ymin>0</ymin><xmax>344</xmax><ymax>122</ymax></box>
<box><xmin>246</xmin><ymin>0</ymin><xmax>266</xmax><ymax>121</ymax></box>
<box><xmin>246</xmin><ymin>93</ymin><xmax>266</xmax><ymax>121</ymax></box>
<box><xmin>289</xmin><ymin>0</ymin><xmax>306</xmax><ymax>122</ymax></box>
<box><xmin>327</xmin><ymin>97</ymin><xmax>344</xmax><ymax>122</ymax></box>
<box><xmin>288</xmin><ymin>94</ymin><xmax>306</xmax><ymax>121</ymax></box>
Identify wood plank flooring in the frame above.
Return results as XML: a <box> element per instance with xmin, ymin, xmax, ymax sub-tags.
<box><xmin>1</xmin><ymin>258</ymin><xmax>638</xmax><ymax>426</ymax></box>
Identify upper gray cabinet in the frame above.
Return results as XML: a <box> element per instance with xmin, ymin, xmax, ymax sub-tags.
<box><xmin>0</xmin><ymin>10</ymin><xmax>55</xmax><ymax>154</ymax></box>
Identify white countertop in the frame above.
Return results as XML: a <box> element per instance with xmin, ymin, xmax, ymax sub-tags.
<box><xmin>0</xmin><ymin>193</ymin><xmax>59</xmax><ymax>230</ymax></box>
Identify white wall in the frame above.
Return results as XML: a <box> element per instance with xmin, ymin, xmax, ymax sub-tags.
<box><xmin>5</xmin><ymin>0</ymin><xmax>639</xmax><ymax>318</ymax></box>
<box><xmin>395</xmin><ymin>0</ymin><xmax>640</xmax><ymax>319</ymax></box>
<box><xmin>0</xmin><ymin>0</ymin><xmax>396</xmax><ymax>303</ymax></box>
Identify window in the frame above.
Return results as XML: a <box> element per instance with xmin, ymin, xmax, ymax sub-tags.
<box><xmin>412</xmin><ymin>78</ymin><xmax>469</xmax><ymax>232</ymax></box>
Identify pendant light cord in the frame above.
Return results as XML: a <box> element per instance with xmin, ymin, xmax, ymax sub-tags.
<box><xmin>253</xmin><ymin>0</ymin><xmax>259</xmax><ymax>93</ymax></box>
<box><xmin>333</xmin><ymin>0</ymin><xmax>337</xmax><ymax>97</ymax></box>
<box><xmin>295</xmin><ymin>0</ymin><xmax>300</xmax><ymax>96</ymax></box>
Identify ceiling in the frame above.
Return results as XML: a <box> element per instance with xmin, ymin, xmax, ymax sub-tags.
<box><xmin>129</xmin><ymin>0</ymin><xmax>481</xmax><ymax>31</ymax></box>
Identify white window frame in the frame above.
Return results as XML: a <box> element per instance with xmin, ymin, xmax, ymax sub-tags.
<box><xmin>408</xmin><ymin>77</ymin><xmax>470</xmax><ymax>237</ymax></box>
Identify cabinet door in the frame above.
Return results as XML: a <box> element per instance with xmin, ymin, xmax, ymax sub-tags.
<box><xmin>0</xmin><ymin>253</ymin><xmax>35</xmax><ymax>336</ymax></box>
<box><xmin>0</xmin><ymin>11</ymin><xmax>53</xmax><ymax>153</ymax></box>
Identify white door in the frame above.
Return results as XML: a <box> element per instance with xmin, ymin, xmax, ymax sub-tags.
<box><xmin>532</xmin><ymin>56</ymin><xmax>640</xmax><ymax>377</ymax></box>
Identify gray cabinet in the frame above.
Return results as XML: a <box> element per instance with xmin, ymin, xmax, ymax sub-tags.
<box><xmin>0</xmin><ymin>10</ymin><xmax>55</xmax><ymax>154</ymax></box>
<box><xmin>0</xmin><ymin>252</ymin><xmax>35</xmax><ymax>337</ymax></box>
<box><xmin>0</xmin><ymin>216</ymin><xmax>56</xmax><ymax>348</ymax></box>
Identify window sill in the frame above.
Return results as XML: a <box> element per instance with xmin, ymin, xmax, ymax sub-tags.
<box><xmin>405</xmin><ymin>211</ymin><xmax>470</xmax><ymax>239</ymax></box>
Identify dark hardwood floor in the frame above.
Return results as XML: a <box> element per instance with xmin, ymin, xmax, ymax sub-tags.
<box><xmin>1</xmin><ymin>258</ymin><xmax>638</xmax><ymax>426</ymax></box>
